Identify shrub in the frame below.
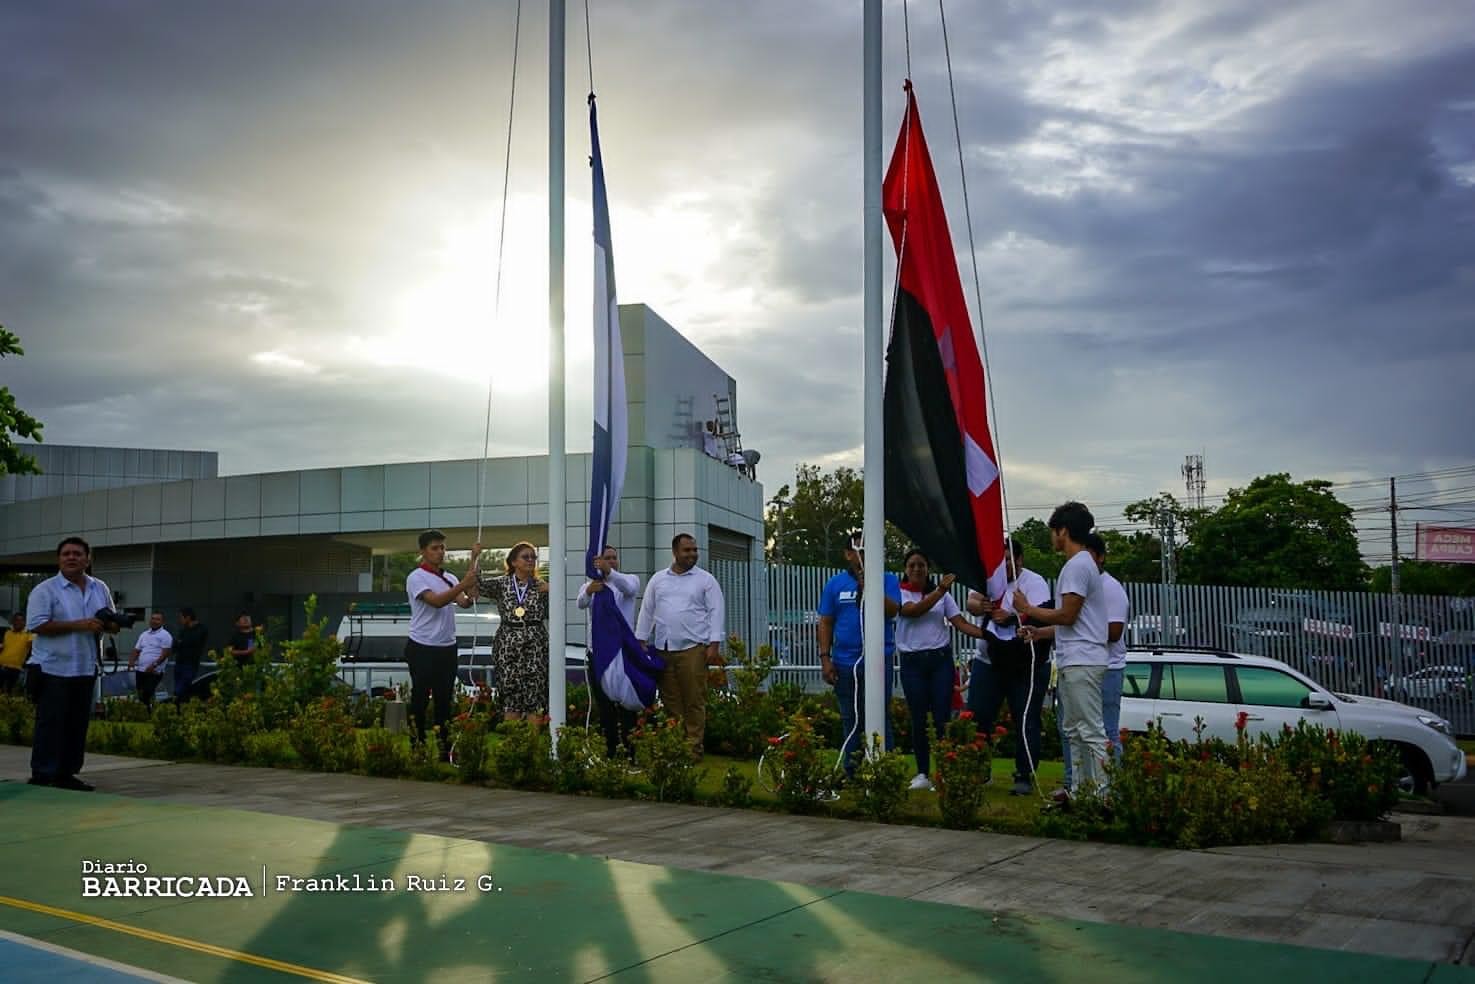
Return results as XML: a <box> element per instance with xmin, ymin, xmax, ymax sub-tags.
<box><xmin>244</xmin><ymin>730</ymin><xmax>295</xmax><ymax>768</ymax></box>
<box><xmin>0</xmin><ymin>693</ymin><xmax>36</xmax><ymax>744</ymax></box>
<box><xmin>761</xmin><ymin>713</ymin><xmax>839</xmax><ymax>813</ymax></box>
<box><xmin>149</xmin><ymin>702</ymin><xmax>195</xmax><ymax>759</ymax></box>
<box><xmin>407</xmin><ymin>733</ymin><xmax>448</xmax><ymax>781</ymax></box>
<box><xmin>191</xmin><ymin>697</ymin><xmax>261</xmax><ymax>765</ymax></box>
<box><xmin>449</xmin><ymin>713</ymin><xmax>491</xmax><ymax>784</ymax></box>
<box><xmin>102</xmin><ymin>697</ymin><xmax>153</xmax><ymax>723</ymax></box>
<box><xmin>703</xmin><ymin>638</ymin><xmax>784</xmax><ymax>757</ymax></box>
<box><xmin>1275</xmin><ymin>720</ymin><xmax>1400</xmax><ymax>822</ymax></box>
<box><xmin>491</xmin><ymin>719</ymin><xmax>550</xmax><ymax>788</ymax></box>
<box><xmin>588</xmin><ymin>752</ymin><xmax>633</xmax><ymax>799</ymax></box>
<box><xmin>932</xmin><ymin>711</ymin><xmax>993</xmax><ymax>830</ymax></box>
<box><xmin>360</xmin><ymin>728</ymin><xmax>410</xmax><ymax>778</ymax></box>
<box><xmin>288</xmin><ymin>697</ymin><xmax>360</xmax><ymax>773</ymax></box>
<box><xmin>851</xmin><ymin>735</ymin><xmax>912</xmax><ymax>823</ymax></box>
<box><xmin>1102</xmin><ymin>721</ymin><xmax>1332</xmax><ymax>849</ymax></box>
<box><xmin>712</xmin><ymin>764</ymin><xmax>754</xmax><ymax>809</ymax></box>
<box><xmin>632</xmin><ymin>713</ymin><xmax>704</xmax><ymax>803</ymax></box>
<box><xmin>552</xmin><ymin>725</ymin><xmax>600</xmax><ymax>794</ymax></box>
<box><xmin>565</xmin><ymin>684</ymin><xmax>591</xmax><ymax>728</ymax></box>
<box><xmin>88</xmin><ymin>721</ymin><xmax>138</xmax><ymax>756</ymax></box>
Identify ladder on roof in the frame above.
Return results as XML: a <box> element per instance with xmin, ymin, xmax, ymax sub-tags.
<box><xmin>713</xmin><ymin>394</ymin><xmax>741</xmax><ymax>458</ymax></box>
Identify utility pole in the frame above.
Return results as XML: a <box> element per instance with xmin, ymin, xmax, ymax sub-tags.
<box><xmin>1389</xmin><ymin>477</ymin><xmax>1402</xmax><ymax>692</ymax></box>
<box><xmin>1157</xmin><ymin>505</ymin><xmax>1177</xmax><ymax>644</ymax></box>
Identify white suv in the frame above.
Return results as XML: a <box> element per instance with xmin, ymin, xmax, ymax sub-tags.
<box><xmin>1122</xmin><ymin>647</ymin><xmax>1467</xmax><ymax>793</ymax></box>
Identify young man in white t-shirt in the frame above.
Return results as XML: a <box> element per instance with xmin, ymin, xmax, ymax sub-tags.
<box><xmin>1059</xmin><ymin>533</ymin><xmax>1131</xmax><ymax>790</ymax></box>
<box><xmin>405</xmin><ymin>529</ymin><xmax>481</xmax><ymax>755</ymax></box>
<box><xmin>1014</xmin><ymin>501</ymin><xmax>1111</xmax><ymax>798</ymax></box>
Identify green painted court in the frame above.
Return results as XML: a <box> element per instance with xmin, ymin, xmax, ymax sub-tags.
<box><xmin>1</xmin><ymin>783</ymin><xmax>1470</xmax><ymax>983</ymax></box>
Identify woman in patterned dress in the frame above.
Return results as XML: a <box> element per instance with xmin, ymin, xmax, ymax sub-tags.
<box><xmin>477</xmin><ymin>541</ymin><xmax>550</xmax><ymax>719</ymax></box>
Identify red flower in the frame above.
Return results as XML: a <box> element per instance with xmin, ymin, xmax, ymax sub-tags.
<box><xmin>768</xmin><ymin>736</ymin><xmax>782</xmax><ymax>746</ymax></box>
<box><xmin>1234</xmin><ymin>711</ymin><xmax>1249</xmax><ymax>731</ymax></box>
<box><xmin>993</xmin><ymin>726</ymin><xmax>1008</xmax><ymax>738</ymax></box>
<box><xmin>958</xmin><ymin>711</ymin><xmax>974</xmax><ymax>721</ymax></box>
<box><xmin>944</xmin><ymin>751</ymin><xmax>958</xmax><ymax>762</ymax></box>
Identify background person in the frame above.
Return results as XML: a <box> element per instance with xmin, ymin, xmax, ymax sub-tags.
<box><xmin>478</xmin><ymin>541</ymin><xmax>550</xmax><ymax>721</ymax></box>
<box><xmin>405</xmin><ymin>529</ymin><xmax>480</xmax><ymax>753</ymax></box>
<box><xmin>172</xmin><ymin>608</ymin><xmax>208</xmax><ymax>702</ymax></box>
<box><xmin>896</xmin><ymin>548</ymin><xmax>986</xmax><ymax>791</ymax></box>
<box><xmin>228</xmin><ymin>612</ymin><xmax>257</xmax><ymax>664</ymax></box>
<box><xmin>0</xmin><ymin>612</ymin><xmax>33</xmax><ymax>693</ymax></box>
<box><xmin>26</xmin><ymin>536</ymin><xmax>118</xmax><ymax>790</ymax></box>
<box><xmin>636</xmin><ymin>533</ymin><xmax>725</xmax><ymax>757</ymax></box>
<box><xmin>128</xmin><ymin>610</ymin><xmax>172</xmax><ymax>710</ymax></box>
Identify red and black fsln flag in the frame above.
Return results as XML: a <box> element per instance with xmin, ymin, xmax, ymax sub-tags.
<box><xmin>883</xmin><ymin>86</ymin><xmax>1008</xmax><ymax>599</ymax></box>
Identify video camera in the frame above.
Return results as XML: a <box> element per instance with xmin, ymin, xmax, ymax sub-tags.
<box><xmin>94</xmin><ymin>608</ymin><xmax>139</xmax><ymax>631</ymax></box>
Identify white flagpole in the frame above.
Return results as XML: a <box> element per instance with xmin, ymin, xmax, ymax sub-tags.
<box><xmin>862</xmin><ymin>0</ymin><xmax>885</xmax><ymax>754</ymax></box>
<box><xmin>548</xmin><ymin>0</ymin><xmax>568</xmax><ymax>738</ymax></box>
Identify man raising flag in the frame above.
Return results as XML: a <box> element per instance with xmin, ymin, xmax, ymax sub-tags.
<box><xmin>882</xmin><ymin>82</ymin><xmax>1009</xmax><ymax>601</ymax></box>
<box><xmin>584</xmin><ymin>92</ymin><xmax>663</xmax><ymax>714</ymax></box>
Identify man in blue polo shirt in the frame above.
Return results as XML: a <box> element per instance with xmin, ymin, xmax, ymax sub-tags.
<box><xmin>817</xmin><ymin>532</ymin><xmax>901</xmax><ymax>780</ymax></box>
<box><xmin>27</xmin><ymin>536</ymin><xmax>119</xmax><ymax>790</ymax></box>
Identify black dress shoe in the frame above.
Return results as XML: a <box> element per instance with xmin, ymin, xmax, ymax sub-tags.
<box><xmin>27</xmin><ymin>775</ymin><xmax>52</xmax><ymax>786</ymax></box>
<box><xmin>55</xmin><ymin>776</ymin><xmax>95</xmax><ymax>792</ymax></box>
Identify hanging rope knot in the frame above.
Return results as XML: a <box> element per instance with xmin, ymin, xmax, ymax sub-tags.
<box><xmin>587</xmin><ymin>91</ymin><xmax>596</xmax><ymax>106</ymax></box>
<box><xmin>903</xmin><ymin>78</ymin><xmax>913</xmax><ymax>93</ymax></box>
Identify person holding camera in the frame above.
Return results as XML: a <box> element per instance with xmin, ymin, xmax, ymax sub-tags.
<box><xmin>26</xmin><ymin>536</ymin><xmax>119</xmax><ymax>790</ymax></box>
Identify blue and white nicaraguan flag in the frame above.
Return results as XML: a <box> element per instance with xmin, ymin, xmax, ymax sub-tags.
<box><xmin>586</xmin><ymin>94</ymin><xmax>663</xmax><ymax>711</ymax></box>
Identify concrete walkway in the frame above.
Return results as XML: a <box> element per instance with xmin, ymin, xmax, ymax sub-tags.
<box><xmin>4</xmin><ymin>746</ymin><xmax>1474</xmax><ymax>970</ymax></box>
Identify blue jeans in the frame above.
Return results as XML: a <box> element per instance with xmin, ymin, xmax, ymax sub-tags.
<box><xmin>1062</xmin><ymin>666</ymin><xmax>1124</xmax><ymax>788</ymax></box>
<box><xmin>833</xmin><ymin>657</ymin><xmax>894</xmax><ymax>776</ymax></box>
<box><xmin>898</xmin><ymin>647</ymin><xmax>953</xmax><ymax>776</ymax></box>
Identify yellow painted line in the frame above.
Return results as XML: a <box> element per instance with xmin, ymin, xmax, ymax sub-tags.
<box><xmin>0</xmin><ymin>895</ymin><xmax>369</xmax><ymax>984</ymax></box>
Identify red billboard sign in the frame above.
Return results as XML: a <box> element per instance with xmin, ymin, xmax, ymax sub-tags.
<box><xmin>1417</xmin><ymin>525</ymin><xmax>1475</xmax><ymax>565</ymax></box>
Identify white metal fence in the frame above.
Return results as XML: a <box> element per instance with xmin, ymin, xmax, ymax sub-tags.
<box><xmin>761</xmin><ymin>563</ymin><xmax>1475</xmax><ymax>734</ymax></box>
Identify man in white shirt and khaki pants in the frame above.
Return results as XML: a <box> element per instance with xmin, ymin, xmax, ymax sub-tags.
<box><xmin>636</xmin><ymin>533</ymin><xmax>725</xmax><ymax>758</ymax></box>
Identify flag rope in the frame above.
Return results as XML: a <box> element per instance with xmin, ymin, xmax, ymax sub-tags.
<box><xmin>468</xmin><ymin>0</ymin><xmax>525</xmax><ymax>675</ymax></box>
<box><xmin>935</xmin><ymin>0</ymin><xmax>1049</xmax><ymax>801</ymax></box>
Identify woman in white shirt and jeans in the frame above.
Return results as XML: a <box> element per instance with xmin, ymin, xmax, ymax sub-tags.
<box><xmin>897</xmin><ymin>549</ymin><xmax>988</xmax><ymax>791</ymax></box>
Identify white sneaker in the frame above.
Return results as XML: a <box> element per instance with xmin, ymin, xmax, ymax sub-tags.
<box><xmin>908</xmin><ymin>773</ymin><xmax>934</xmax><ymax>791</ymax></box>
<box><xmin>815</xmin><ymin>789</ymin><xmax>841</xmax><ymax>802</ymax></box>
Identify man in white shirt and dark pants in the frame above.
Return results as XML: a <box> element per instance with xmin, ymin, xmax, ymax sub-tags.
<box><xmin>404</xmin><ymin>529</ymin><xmax>481</xmax><ymax>756</ymax></box>
<box><xmin>636</xmin><ymin>533</ymin><xmax>725</xmax><ymax>758</ymax></box>
<box><xmin>1060</xmin><ymin>532</ymin><xmax>1132</xmax><ymax>790</ymax></box>
<box><xmin>1015</xmin><ymin>502</ymin><xmax>1112</xmax><ymax>799</ymax></box>
<box><xmin>578</xmin><ymin>544</ymin><xmax>642</xmax><ymax>760</ymax></box>
<box><xmin>967</xmin><ymin>538</ymin><xmax>1055</xmax><ymax>796</ymax></box>
<box><xmin>128</xmin><ymin>610</ymin><xmax>172</xmax><ymax>710</ymax></box>
<box><xmin>26</xmin><ymin>536</ymin><xmax>119</xmax><ymax>790</ymax></box>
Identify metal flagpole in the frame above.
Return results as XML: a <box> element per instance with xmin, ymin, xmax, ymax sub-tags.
<box><xmin>861</xmin><ymin>0</ymin><xmax>885</xmax><ymax>753</ymax></box>
<box><xmin>548</xmin><ymin>0</ymin><xmax>568</xmax><ymax>739</ymax></box>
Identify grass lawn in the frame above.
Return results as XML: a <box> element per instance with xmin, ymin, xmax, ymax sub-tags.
<box><xmin>690</xmin><ymin>750</ymin><xmax>1062</xmax><ymax>833</ymax></box>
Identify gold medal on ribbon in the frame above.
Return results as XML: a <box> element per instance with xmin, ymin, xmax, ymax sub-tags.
<box><xmin>514</xmin><ymin>606</ymin><xmax>526</xmax><ymax>619</ymax></box>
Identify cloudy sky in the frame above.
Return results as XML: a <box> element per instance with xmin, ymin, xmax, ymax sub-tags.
<box><xmin>2</xmin><ymin>0</ymin><xmax>1472</xmax><ymax>559</ymax></box>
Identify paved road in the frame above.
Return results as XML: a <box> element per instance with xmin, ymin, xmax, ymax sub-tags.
<box><xmin>4</xmin><ymin>746</ymin><xmax>1473</xmax><ymax>969</ymax></box>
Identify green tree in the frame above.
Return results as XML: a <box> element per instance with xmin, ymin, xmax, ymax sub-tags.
<box><xmin>1369</xmin><ymin>561</ymin><xmax>1475</xmax><ymax>598</ymax></box>
<box><xmin>0</xmin><ymin>327</ymin><xmax>43</xmax><ymax>475</ymax></box>
<box><xmin>766</xmin><ymin>464</ymin><xmax>907</xmax><ymax>568</ymax></box>
<box><xmin>1008</xmin><ymin>517</ymin><xmax>1063</xmax><ymax>579</ymax></box>
<box><xmin>1176</xmin><ymin>473</ymin><xmax>1368</xmax><ymax>589</ymax></box>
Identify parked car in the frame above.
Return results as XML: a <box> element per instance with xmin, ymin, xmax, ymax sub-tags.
<box><xmin>1386</xmin><ymin>665</ymin><xmax>1471</xmax><ymax>701</ymax></box>
<box><xmin>1122</xmin><ymin>646</ymin><xmax>1467</xmax><ymax>794</ymax></box>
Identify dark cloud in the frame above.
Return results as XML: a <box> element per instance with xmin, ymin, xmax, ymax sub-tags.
<box><xmin>0</xmin><ymin>0</ymin><xmax>1471</xmax><ymax>529</ymax></box>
